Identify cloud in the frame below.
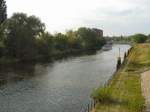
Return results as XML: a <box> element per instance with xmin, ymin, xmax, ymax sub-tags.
<box><xmin>7</xmin><ymin>0</ymin><xmax>150</xmax><ymax>35</ymax></box>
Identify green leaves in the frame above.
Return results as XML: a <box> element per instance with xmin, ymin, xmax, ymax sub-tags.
<box><xmin>131</xmin><ymin>34</ymin><xmax>147</xmax><ymax>43</ymax></box>
<box><xmin>76</xmin><ymin>27</ymin><xmax>104</xmax><ymax>49</ymax></box>
<box><xmin>0</xmin><ymin>0</ymin><xmax>7</xmax><ymax>25</ymax></box>
<box><xmin>5</xmin><ymin>13</ymin><xmax>45</xmax><ymax>61</ymax></box>
<box><xmin>0</xmin><ymin>10</ymin><xmax>105</xmax><ymax>61</ymax></box>
<box><xmin>91</xmin><ymin>87</ymin><xmax>113</xmax><ymax>102</ymax></box>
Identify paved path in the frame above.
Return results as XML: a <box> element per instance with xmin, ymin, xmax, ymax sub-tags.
<box><xmin>141</xmin><ymin>70</ymin><xmax>150</xmax><ymax>112</ymax></box>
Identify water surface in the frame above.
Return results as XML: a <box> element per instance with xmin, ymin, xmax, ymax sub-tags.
<box><xmin>0</xmin><ymin>44</ymin><xmax>130</xmax><ymax>112</ymax></box>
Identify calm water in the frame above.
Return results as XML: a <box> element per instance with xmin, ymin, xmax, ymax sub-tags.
<box><xmin>0</xmin><ymin>44</ymin><xmax>130</xmax><ymax>112</ymax></box>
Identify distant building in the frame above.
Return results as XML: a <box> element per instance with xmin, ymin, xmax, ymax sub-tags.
<box><xmin>92</xmin><ymin>28</ymin><xmax>103</xmax><ymax>38</ymax></box>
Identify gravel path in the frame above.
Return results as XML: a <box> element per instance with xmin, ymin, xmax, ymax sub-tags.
<box><xmin>141</xmin><ymin>70</ymin><xmax>150</xmax><ymax>112</ymax></box>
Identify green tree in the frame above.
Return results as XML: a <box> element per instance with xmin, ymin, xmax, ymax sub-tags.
<box><xmin>66</xmin><ymin>30</ymin><xmax>81</xmax><ymax>49</ymax></box>
<box><xmin>0</xmin><ymin>0</ymin><xmax>7</xmax><ymax>25</ymax></box>
<box><xmin>0</xmin><ymin>0</ymin><xmax>7</xmax><ymax>57</ymax></box>
<box><xmin>37</xmin><ymin>32</ymin><xmax>53</xmax><ymax>58</ymax></box>
<box><xmin>5</xmin><ymin>13</ymin><xmax>45</xmax><ymax>61</ymax></box>
<box><xmin>76</xmin><ymin>27</ymin><xmax>98</xmax><ymax>49</ymax></box>
<box><xmin>131</xmin><ymin>34</ymin><xmax>147</xmax><ymax>43</ymax></box>
<box><xmin>53</xmin><ymin>33</ymin><xmax>69</xmax><ymax>51</ymax></box>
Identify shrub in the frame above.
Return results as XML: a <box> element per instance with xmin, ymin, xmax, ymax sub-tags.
<box><xmin>131</xmin><ymin>34</ymin><xmax>147</xmax><ymax>43</ymax></box>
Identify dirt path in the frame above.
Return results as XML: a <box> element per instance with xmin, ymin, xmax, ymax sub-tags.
<box><xmin>141</xmin><ymin>70</ymin><xmax>150</xmax><ymax>112</ymax></box>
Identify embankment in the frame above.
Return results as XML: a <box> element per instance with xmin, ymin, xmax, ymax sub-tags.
<box><xmin>92</xmin><ymin>44</ymin><xmax>150</xmax><ymax>112</ymax></box>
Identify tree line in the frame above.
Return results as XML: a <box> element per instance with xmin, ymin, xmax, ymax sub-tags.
<box><xmin>0</xmin><ymin>0</ymin><xmax>105</xmax><ymax>62</ymax></box>
<box><xmin>130</xmin><ymin>34</ymin><xmax>150</xmax><ymax>43</ymax></box>
<box><xmin>105</xmin><ymin>34</ymin><xmax>150</xmax><ymax>44</ymax></box>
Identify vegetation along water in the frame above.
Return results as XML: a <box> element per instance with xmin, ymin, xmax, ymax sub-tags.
<box><xmin>91</xmin><ymin>44</ymin><xmax>150</xmax><ymax>112</ymax></box>
<box><xmin>1</xmin><ymin>1</ymin><xmax>150</xmax><ymax>112</ymax></box>
<box><xmin>0</xmin><ymin>44</ymin><xmax>130</xmax><ymax>112</ymax></box>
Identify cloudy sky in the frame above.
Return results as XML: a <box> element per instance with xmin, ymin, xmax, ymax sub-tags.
<box><xmin>7</xmin><ymin>0</ymin><xmax>150</xmax><ymax>36</ymax></box>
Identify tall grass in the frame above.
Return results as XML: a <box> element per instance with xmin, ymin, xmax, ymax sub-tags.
<box><xmin>91</xmin><ymin>87</ymin><xmax>113</xmax><ymax>103</ymax></box>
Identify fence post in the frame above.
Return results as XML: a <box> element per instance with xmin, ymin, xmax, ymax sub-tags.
<box><xmin>90</xmin><ymin>101</ymin><xmax>92</xmax><ymax>111</ymax></box>
<box><xmin>116</xmin><ymin>56</ymin><xmax>121</xmax><ymax>70</ymax></box>
<box><xmin>87</xmin><ymin>104</ymin><xmax>90</xmax><ymax>112</ymax></box>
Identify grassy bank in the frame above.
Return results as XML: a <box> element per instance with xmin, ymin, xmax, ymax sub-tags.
<box><xmin>92</xmin><ymin>44</ymin><xmax>150</xmax><ymax>112</ymax></box>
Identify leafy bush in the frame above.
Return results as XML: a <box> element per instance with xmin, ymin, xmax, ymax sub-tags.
<box><xmin>131</xmin><ymin>34</ymin><xmax>147</xmax><ymax>43</ymax></box>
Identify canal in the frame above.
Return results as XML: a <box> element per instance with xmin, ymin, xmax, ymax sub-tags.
<box><xmin>0</xmin><ymin>44</ymin><xmax>130</xmax><ymax>112</ymax></box>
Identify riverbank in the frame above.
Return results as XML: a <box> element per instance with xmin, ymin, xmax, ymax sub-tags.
<box><xmin>112</xmin><ymin>41</ymin><xmax>132</xmax><ymax>45</ymax></box>
<box><xmin>0</xmin><ymin>48</ymin><xmax>100</xmax><ymax>65</ymax></box>
<box><xmin>92</xmin><ymin>44</ymin><xmax>150</xmax><ymax>112</ymax></box>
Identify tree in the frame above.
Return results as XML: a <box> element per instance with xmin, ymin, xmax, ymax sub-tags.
<box><xmin>0</xmin><ymin>0</ymin><xmax>7</xmax><ymax>40</ymax></box>
<box><xmin>131</xmin><ymin>34</ymin><xmax>147</xmax><ymax>43</ymax></box>
<box><xmin>5</xmin><ymin>13</ymin><xmax>45</xmax><ymax>61</ymax></box>
<box><xmin>0</xmin><ymin>0</ymin><xmax>7</xmax><ymax>57</ymax></box>
<box><xmin>37</xmin><ymin>32</ymin><xmax>53</xmax><ymax>58</ymax></box>
<box><xmin>0</xmin><ymin>0</ymin><xmax>7</xmax><ymax>25</ymax></box>
<box><xmin>76</xmin><ymin>27</ymin><xmax>98</xmax><ymax>49</ymax></box>
<box><xmin>66</xmin><ymin>30</ymin><xmax>81</xmax><ymax>49</ymax></box>
<box><xmin>53</xmin><ymin>33</ymin><xmax>69</xmax><ymax>51</ymax></box>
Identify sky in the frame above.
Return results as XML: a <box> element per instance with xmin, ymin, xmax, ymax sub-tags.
<box><xmin>7</xmin><ymin>0</ymin><xmax>150</xmax><ymax>36</ymax></box>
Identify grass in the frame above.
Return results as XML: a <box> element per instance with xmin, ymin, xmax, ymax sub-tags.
<box><xmin>91</xmin><ymin>87</ymin><xmax>113</xmax><ymax>103</ymax></box>
<box><xmin>92</xmin><ymin>44</ymin><xmax>150</xmax><ymax>112</ymax></box>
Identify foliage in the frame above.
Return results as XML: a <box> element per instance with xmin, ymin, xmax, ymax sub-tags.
<box><xmin>131</xmin><ymin>34</ymin><xmax>147</xmax><ymax>43</ymax></box>
<box><xmin>0</xmin><ymin>0</ymin><xmax>7</xmax><ymax>57</ymax></box>
<box><xmin>0</xmin><ymin>1</ymin><xmax>106</xmax><ymax>62</ymax></box>
<box><xmin>93</xmin><ymin>44</ymin><xmax>150</xmax><ymax>112</ymax></box>
<box><xmin>0</xmin><ymin>13</ymin><xmax>105</xmax><ymax>62</ymax></box>
<box><xmin>36</xmin><ymin>32</ymin><xmax>53</xmax><ymax>58</ymax></box>
<box><xmin>66</xmin><ymin>30</ymin><xmax>82</xmax><ymax>49</ymax></box>
<box><xmin>1</xmin><ymin>14</ymin><xmax>105</xmax><ymax>62</ymax></box>
<box><xmin>105</xmin><ymin>35</ymin><xmax>132</xmax><ymax>44</ymax></box>
<box><xmin>53</xmin><ymin>33</ymin><xmax>69</xmax><ymax>51</ymax></box>
<box><xmin>91</xmin><ymin>87</ymin><xmax>113</xmax><ymax>102</ymax></box>
<box><xmin>77</xmin><ymin>27</ymin><xmax>98</xmax><ymax>49</ymax></box>
<box><xmin>0</xmin><ymin>0</ymin><xmax>7</xmax><ymax>25</ymax></box>
<box><xmin>5</xmin><ymin>13</ymin><xmax>45</xmax><ymax>61</ymax></box>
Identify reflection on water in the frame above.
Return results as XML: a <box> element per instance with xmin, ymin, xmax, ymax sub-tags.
<box><xmin>0</xmin><ymin>63</ymin><xmax>35</xmax><ymax>85</ymax></box>
<box><xmin>0</xmin><ymin>44</ymin><xmax>130</xmax><ymax>112</ymax></box>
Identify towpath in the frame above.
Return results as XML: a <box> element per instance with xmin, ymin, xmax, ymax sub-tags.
<box><xmin>141</xmin><ymin>70</ymin><xmax>150</xmax><ymax>112</ymax></box>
